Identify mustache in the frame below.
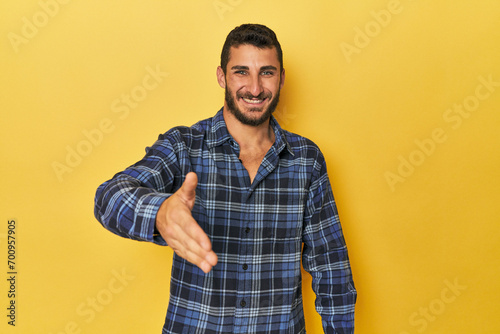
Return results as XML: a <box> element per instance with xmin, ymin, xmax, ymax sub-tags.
<box><xmin>236</xmin><ymin>91</ymin><xmax>272</xmax><ymax>100</ymax></box>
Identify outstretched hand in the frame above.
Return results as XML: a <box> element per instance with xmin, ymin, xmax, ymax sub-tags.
<box><xmin>155</xmin><ymin>172</ymin><xmax>218</xmax><ymax>273</ymax></box>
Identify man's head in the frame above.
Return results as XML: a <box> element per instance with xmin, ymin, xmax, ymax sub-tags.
<box><xmin>220</xmin><ymin>24</ymin><xmax>283</xmax><ymax>75</ymax></box>
<box><xmin>218</xmin><ymin>24</ymin><xmax>285</xmax><ymax>127</ymax></box>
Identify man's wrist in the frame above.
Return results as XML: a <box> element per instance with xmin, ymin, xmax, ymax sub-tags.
<box><xmin>135</xmin><ymin>192</ymin><xmax>171</xmax><ymax>245</ymax></box>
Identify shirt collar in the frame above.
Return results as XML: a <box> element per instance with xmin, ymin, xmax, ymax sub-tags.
<box><xmin>207</xmin><ymin>108</ymin><xmax>294</xmax><ymax>156</ymax></box>
<box><xmin>206</xmin><ymin>108</ymin><xmax>233</xmax><ymax>149</ymax></box>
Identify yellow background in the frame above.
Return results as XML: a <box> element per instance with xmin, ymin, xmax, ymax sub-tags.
<box><xmin>1</xmin><ymin>0</ymin><xmax>499</xmax><ymax>333</ymax></box>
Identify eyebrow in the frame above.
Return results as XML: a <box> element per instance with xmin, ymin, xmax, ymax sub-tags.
<box><xmin>231</xmin><ymin>65</ymin><xmax>249</xmax><ymax>71</ymax></box>
<box><xmin>260</xmin><ymin>65</ymin><xmax>278</xmax><ymax>71</ymax></box>
<box><xmin>230</xmin><ymin>65</ymin><xmax>278</xmax><ymax>71</ymax></box>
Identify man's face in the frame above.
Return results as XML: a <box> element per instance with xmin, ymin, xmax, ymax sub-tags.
<box><xmin>217</xmin><ymin>44</ymin><xmax>285</xmax><ymax>127</ymax></box>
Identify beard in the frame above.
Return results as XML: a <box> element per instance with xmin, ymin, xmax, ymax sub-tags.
<box><xmin>225</xmin><ymin>86</ymin><xmax>281</xmax><ymax>127</ymax></box>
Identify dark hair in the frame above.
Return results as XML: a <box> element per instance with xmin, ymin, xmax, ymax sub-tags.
<box><xmin>220</xmin><ymin>24</ymin><xmax>283</xmax><ymax>74</ymax></box>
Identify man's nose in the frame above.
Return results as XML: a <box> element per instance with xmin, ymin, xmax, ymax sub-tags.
<box><xmin>247</xmin><ymin>74</ymin><xmax>264</xmax><ymax>96</ymax></box>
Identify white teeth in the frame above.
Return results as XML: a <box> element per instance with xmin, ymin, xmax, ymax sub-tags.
<box><xmin>242</xmin><ymin>98</ymin><xmax>264</xmax><ymax>104</ymax></box>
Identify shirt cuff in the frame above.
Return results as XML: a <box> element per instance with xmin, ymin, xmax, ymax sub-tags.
<box><xmin>135</xmin><ymin>192</ymin><xmax>172</xmax><ymax>246</ymax></box>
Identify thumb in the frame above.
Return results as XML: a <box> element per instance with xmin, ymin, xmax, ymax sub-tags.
<box><xmin>178</xmin><ymin>172</ymin><xmax>198</xmax><ymax>205</ymax></box>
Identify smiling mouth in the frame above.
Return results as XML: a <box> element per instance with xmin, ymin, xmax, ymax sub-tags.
<box><xmin>242</xmin><ymin>97</ymin><xmax>265</xmax><ymax>104</ymax></box>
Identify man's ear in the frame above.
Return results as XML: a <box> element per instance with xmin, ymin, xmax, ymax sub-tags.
<box><xmin>216</xmin><ymin>66</ymin><xmax>226</xmax><ymax>88</ymax></box>
<box><xmin>280</xmin><ymin>68</ymin><xmax>286</xmax><ymax>89</ymax></box>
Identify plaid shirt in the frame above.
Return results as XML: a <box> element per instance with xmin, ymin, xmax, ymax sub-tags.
<box><xmin>94</xmin><ymin>109</ymin><xmax>356</xmax><ymax>334</ymax></box>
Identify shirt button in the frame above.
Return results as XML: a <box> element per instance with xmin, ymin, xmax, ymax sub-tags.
<box><xmin>245</xmin><ymin>227</ymin><xmax>250</xmax><ymax>234</ymax></box>
<box><xmin>242</xmin><ymin>264</ymin><xmax>248</xmax><ymax>270</ymax></box>
<box><xmin>240</xmin><ymin>300</ymin><xmax>246</xmax><ymax>307</ymax></box>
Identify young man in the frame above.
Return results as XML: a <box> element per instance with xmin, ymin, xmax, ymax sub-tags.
<box><xmin>94</xmin><ymin>24</ymin><xmax>356</xmax><ymax>334</ymax></box>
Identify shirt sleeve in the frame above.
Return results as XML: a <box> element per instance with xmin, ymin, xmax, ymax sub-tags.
<box><xmin>301</xmin><ymin>154</ymin><xmax>357</xmax><ymax>334</ymax></box>
<box><xmin>94</xmin><ymin>133</ymin><xmax>185</xmax><ymax>245</ymax></box>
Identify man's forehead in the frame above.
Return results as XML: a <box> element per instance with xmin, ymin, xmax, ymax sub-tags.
<box><xmin>227</xmin><ymin>44</ymin><xmax>279</xmax><ymax>64</ymax></box>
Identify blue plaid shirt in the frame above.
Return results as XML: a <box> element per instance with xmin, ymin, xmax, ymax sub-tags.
<box><xmin>94</xmin><ymin>109</ymin><xmax>356</xmax><ymax>334</ymax></box>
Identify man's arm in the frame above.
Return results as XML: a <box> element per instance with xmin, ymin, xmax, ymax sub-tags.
<box><xmin>302</xmin><ymin>157</ymin><xmax>357</xmax><ymax>334</ymax></box>
<box><xmin>94</xmin><ymin>172</ymin><xmax>171</xmax><ymax>244</ymax></box>
<box><xmin>94</xmin><ymin>137</ymin><xmax>217</xmax><ymax>272</ymax></box>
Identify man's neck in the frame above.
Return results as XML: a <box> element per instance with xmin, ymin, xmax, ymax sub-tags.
<box><xmin>222</xmin><ymin>107</ymin><xmax>275</xmax><ymax>152</ymax></box>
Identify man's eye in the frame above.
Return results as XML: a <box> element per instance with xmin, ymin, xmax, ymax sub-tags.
<box><xmin>235</xmin><ymin>71</ymin><xmax>247</xmax><ymax>75</ymax></box>
<box><xmin>261</xmin><ymin>71</ymin><xmax>274</xmax><ymax>76</ymax></box>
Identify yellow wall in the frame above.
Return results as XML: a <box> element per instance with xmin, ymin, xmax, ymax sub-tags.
<box><xmin>1</xmin><ymin>1</ymin><xmax>499</xmax><ymax>333</ymax></box>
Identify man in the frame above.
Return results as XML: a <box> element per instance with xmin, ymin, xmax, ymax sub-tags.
<box><xmin>94</xmin><ymin>23</ymin><xmax>356</xmax><ymax>333</ymax></box>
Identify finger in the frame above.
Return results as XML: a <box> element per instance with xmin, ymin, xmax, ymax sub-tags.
<box><xmin>167</xmin><ymin>214</ymin><xmax>217</xmax><ymax>264</ymax></box>
<box><xmin>189</xmin><ymin>232</ymin><xmax>217</xmax><ymax>268</ymax></box>
<box><xmin>178</xmin><ymin>172</ymin><xmax>198</xmax><ymax>205</ymax></box>
<box><xmin>184</xmin><ymin>223</ymin><xmax>217</xmax><ymax>262</ymax></box>
<box><xmin>169</xmin><ymin>240</ymin><xmax>212</xmax><ymax>273</ymax></box>
<box><xmin>204</xmin><ymin>251</ymin><xmax>218</xmax><ymax>267</ymax></box>
<box><xmin>184</xmin><ymin>247</ymin><xmax>217</xmax><ymax>273</ymax></box>
<box><xmin>187</xmin><ymin>223</ymin><xmax>213</xmax><ymax>252</ymax></box>
<box><xmin>168</xmin><ymin>228</ymin><xmax>216</xmax><ymax>272</ymax></box>
<box><xmin>176</xmin><ymin>198</ymin><xmax>218</xmax><ymax>267</ymax></box>
<box><xmin>180</xmin><ymin>220</ymin><xmax>218</xmax><ymax>268</ymax></box>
